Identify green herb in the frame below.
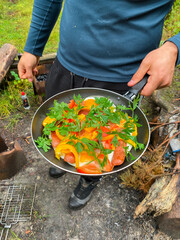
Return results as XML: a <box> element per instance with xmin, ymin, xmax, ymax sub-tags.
<box><xmin>43</xmin><ymin>122</ymin><xmax>58</xmax><ymax>136</ymax></box>
<box><xmin>35</xmin><ymin>136</ymin><xmax>51</xmax><ymax>152</ymax></box>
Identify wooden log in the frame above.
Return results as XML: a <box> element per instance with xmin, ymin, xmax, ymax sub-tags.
<box><xmin>134</xmin><ymin>153</ymin><xmax>180</xmax><ymax>218</ymax></box>
<box><xmin>0</xmin><ymin>43</ymin><xmax>18</xmax><ymax>83</ymax></box>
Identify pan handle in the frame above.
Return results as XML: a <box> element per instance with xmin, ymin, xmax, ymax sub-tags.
<box><xmin>124</xmin><ymin>74</ymin><xmax>149</xmax><ymax>101</ymax></box>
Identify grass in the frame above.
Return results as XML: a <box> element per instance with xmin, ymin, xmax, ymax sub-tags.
<box><xmin>0</xmin><ymin>0</ymin><xmax>61</xmax><ymax>54</ymax></box>
<box><xmin>162</xmin><ymin>0</ymin><xmax>180</xmax><ymax>40</ymax></box>
<box><xmin>0</xmin><ymin>71</ymin><xmax>39</xmax><ymax>131</ymax></box>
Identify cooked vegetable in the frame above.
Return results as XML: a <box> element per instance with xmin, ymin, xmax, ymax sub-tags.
<box><xmin>35</xmin><ymin>94</ymin><xmax>144</xmax><ymax>174</ymax></box>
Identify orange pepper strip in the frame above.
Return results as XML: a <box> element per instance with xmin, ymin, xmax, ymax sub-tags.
<box><xmin>55</xmin><ymin>143</ymin><xmax>79</xmax><ymax>168</ymax></box>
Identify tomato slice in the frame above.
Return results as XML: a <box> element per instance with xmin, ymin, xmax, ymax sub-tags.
<box><xmin>77</xmin><ymin>162</ymin><xmax>102</xmax><ymax>174</ymax></box>
<box><xmin>51</xmin><ymin>131</ymin><xmax>61</xmax><ymax>149</ymax></box>
<box><xmin>111</xmin><ymin>140</ymin><xmax>126</xmax><ymax>166</ymax></box>
<box><xmin>101</xmin><ymin>140</ymin><xmax>112</xmax><ymax>149</ymax></box>
<box><xmin>68</xmin><ymin>99</ymin><xmax>77</xmax><ymax>109</ymax></box>
<box><xmin>68</xmin><ymin>118</ymin><xmax>76</xmax><ymax>124</ymax></box>
<box><xmin>100</xmin><ymin>126</ymin><xmax>110</xmax><ymax>137</ymax></box>
<box><xmin>98</xmin><ymin>154</ymin><xmax>113</xmax><ymax>172</ymax></box>
<box><xmin>77</xmin><ymin>153</ymin><xmax>113</xmax><ymax>174</ymax></box>
<box><xmin>64</xmin><ymin>152</ymin><xmax>75</xmax><ymax>164</ymax></box>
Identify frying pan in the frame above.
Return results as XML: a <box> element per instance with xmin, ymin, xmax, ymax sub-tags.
<box><xmin>31</xmin><ymin>76</ymin><xmax>150</xmax><ymax>176</ymax></box>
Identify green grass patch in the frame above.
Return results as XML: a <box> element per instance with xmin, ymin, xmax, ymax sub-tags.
<box><xmin>162</xmin><ymin>0</ymin><xmax>180</xmax><ymax>40</ymax></box>
<box><xmin>0</xmin><ymin>71</ymin><xmax>39</xmax><ymax>131</ymax></box>
<box><xmin>0</xmin><ymin>0</ymin><xmax>60</xmax><ymax>54</ymax></box>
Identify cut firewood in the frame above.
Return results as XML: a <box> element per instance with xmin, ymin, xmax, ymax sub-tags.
<box><xmin>134</xmin><ymin>153</ymin><xmax>180</xmax><ymax>218</ymax></box>
<box><xmin>0</xmin><ymin>43</ymin><xmax>18</xmax><ymax>83</ymax></box>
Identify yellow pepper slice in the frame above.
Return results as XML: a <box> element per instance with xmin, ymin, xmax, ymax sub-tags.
<box><xmin>132</xmin><ymin>124</ymin><xmax>137</xmax><ymax>136</ymax></box>
<box><xmin>82</xmin><ymin>99</ymin><xmax>97</xmax><ymax>110</ymax></box>
<box><xmin>42</xmin><ymin>116</ymin><xmax>56</xmax><ymax>127</ymax></box>
<box><xmin>79</xmin><ymin>151</ymin><xmax>94</xmax><ymax>163</ymax></box>
<box><xmin>55</xmin><ymin>143</ymin><xmax>79</xmax><ymax>168</ymax></box>
<box><xmin>102</xmin><ymin>134</ymin><xmax>115</xmax><ymax>141</ymax></box>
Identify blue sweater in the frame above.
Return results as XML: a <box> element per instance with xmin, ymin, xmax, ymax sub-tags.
<box><xmin>24</xmin><ymin>0</ymin><xmax>180</xmax><ymax>82</ymax></box>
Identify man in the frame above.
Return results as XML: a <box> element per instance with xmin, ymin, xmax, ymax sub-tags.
<box><xmin>18</xmin><ymin>0</ymin><xmax>180</xmax><ymax>209</ymax></box>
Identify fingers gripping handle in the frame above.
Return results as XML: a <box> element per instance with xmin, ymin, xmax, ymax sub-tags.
<box><xmin>124</xmin><ymin>74</ymin><xmax>149</xmax><ymax>101</ymax></box>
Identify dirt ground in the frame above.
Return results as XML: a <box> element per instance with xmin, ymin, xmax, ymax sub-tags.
<box><xmin>0</xmin><ymin>69</ymin><xmax>180</xmax><ymax>240</ymax></box>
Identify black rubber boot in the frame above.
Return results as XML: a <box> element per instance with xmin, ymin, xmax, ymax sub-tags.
<box><xmin>69</xmin><ymin>176</ymin><xmax>101</xmax><ymax>209</ymax></box>
<box><xmin>49</xmin><ymin>167</ymin><xmax>66</xmax><ymax>178</ymax></box>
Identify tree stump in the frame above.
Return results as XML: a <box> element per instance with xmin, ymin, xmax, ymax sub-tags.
<box><xmin>0</xmin><ymin>43</ymin><xmax>18</xmax><ymax>83</ymax></box>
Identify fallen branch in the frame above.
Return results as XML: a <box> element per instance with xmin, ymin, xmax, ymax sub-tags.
<box><xmin>153</xmin><ymin>130</ymin><xmax>180</xmax><ymax>154</ymax></box>
<box><xmin>150</xmin><ymin>121</ymin><xmax>180</xmax><ymax>132</ymax></box>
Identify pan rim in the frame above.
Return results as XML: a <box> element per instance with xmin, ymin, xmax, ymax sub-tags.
<box><xmin>31</xmin><ymin>87</ymin><xmax>150</xmax><ymax>176</ymax></box>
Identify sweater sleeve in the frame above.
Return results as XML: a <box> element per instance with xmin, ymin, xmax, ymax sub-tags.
<box><xmin>24</xmin><ymin>0</ymin><xmax>63</xmax><ymax>56</ymax></box>
<box><xmin>167</xmin><ymin>32</ymin><xmax>180</xmax><ymax>66</ymax></box>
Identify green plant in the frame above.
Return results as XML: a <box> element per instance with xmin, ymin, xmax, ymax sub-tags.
<box><xmin>0</xmin><ymin>0</ymin><xmax>61</xmax><ymax>54</ymax></box>
<box><xmin>0</xmin><ymin>75</ymin><xmax>39</xmax><ymax>131</ymax></box>
<box><xmin>162</xmin><ymin>0</ymin><xmax>180</xmax><ymax>40</ymax></box>
<box><xmin>10</xmin><ymin>70</ymin><xmax>21</xmax><ymax>85</ymax></box>
<box><xmin>9</xmin><ymin>230</ymin><xmax>22</xmax><ymax>240</ymax></box>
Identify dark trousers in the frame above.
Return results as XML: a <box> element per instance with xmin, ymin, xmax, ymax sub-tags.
<box><xmin>45</xmin><ymin>58</ymin><xmax>130</xmax><ymax>181</ymax></box>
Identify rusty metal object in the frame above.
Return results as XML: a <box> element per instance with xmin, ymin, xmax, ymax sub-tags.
<box><xmin>0</xmin><ymin>138</ymin><xmax>27</xmax><ymax>180</ymax></box>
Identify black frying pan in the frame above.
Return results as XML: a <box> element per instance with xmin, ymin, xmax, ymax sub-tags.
<box><xmin>31</xmin><ymin>77</ymin><xmax>150</xmax><ymax>176</ymax></box>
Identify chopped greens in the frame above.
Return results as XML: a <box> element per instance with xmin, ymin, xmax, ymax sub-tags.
<box><xmin>35</xmin><ymin>95</ymin><xmax>145</xmax><ymax>168</ymax></box>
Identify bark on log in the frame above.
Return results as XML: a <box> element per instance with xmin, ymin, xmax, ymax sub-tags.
<box><xmin>134</xmin><ymin>153</ymin><xmax>180</xmax><ymax>218</ymax></box>
<box><xmin>0</xmin><ymin>43</ymin><xmax>18</xmax><ymax>83</ymax></box>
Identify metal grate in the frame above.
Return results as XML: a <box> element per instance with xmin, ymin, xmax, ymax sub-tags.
<box><xmin>0</xmin><ymin>183</ymin><xmax>37</xmax><ymax>240</ymax></box>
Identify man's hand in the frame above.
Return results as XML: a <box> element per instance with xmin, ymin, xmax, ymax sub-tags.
<box><xmin>18</xmin><ymin>52</ymin><xmax>40</xmax><ymax>82</ymax></box>
<box><xmin>128</xmin><ymin>41</ymin><xmax>178</xmax><ymax>96</ymax></box>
